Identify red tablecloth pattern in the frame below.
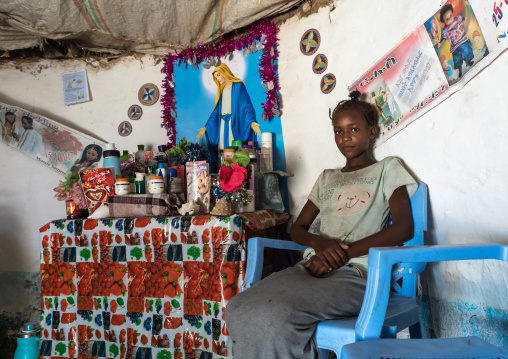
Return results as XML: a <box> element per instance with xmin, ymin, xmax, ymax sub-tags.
<box><xmin>39</xmin><ymin>215</ymin><xmax>246</xmax><ymax>359</ymax></box>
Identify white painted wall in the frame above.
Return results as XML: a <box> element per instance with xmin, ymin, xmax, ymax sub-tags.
<box><xmin>0</xmin><ymin>55</ymin><xmax>167</xmax><ymax>274</ymax></box>
<box><xmin>278</xmin><ymin>0</ymin><xmax>508</xmax><ymax>343</ymax></box>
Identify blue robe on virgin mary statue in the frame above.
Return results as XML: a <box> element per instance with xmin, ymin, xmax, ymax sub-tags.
<box><xmin>204</xmin><ymin>81</ymin><xmax>258</xmax><ymax>173</ymax></box>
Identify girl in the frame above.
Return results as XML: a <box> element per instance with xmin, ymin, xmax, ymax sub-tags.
<box><xmin>225</xmin><ymin>91</ymin><xmax>418</xmax><ymax>358</ymax></box>
<box><xmin>71</xmin><ymin>144</ymin><xmax>103</xmax><ymax>173</ymax></box>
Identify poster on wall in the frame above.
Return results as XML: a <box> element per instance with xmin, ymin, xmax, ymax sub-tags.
<box><xmin>61</xmin><ymin>70</ymin><xmax>90</xmax><ymax>106</ymax></box>
<box><xmin>349</xmin><ymin>0</ymin><xmax>506</xmax><ymax>146</ymax></box>
<box><xmin>0</xmin><ymin>102</ymin><xmax>106</xmax><ymax>176</ymax></box>
<box><xmin>173</xmin><ymin>47</ymin><xmax>287</xmax><ymax>175</ymax></box>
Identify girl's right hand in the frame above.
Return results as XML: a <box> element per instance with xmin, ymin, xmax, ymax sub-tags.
<box><xmin>313</xmin><ymin>238</ymin><xmax>349</xmax><ymax>269</ymax></box>
<box><xmin>305</xmin><ymin>255</ymin><xmax>332</xmax><ymax>277</ymax></box>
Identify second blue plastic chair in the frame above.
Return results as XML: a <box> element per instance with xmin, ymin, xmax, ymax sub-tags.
<box><xmin>242</xmin><ymin>181</ymin><xmax>428</xmax><ymax>356</ymax></box>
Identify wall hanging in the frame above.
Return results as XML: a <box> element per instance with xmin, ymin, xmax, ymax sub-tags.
<box><xmin>0</xmin><ymin>101</ymin><xmax>105</xmax><ymax>176</ymax></box>
<box><xmin>349</xmin><ymin>0</ymin><xmax>504</xmax><ymax>146</ymax></box>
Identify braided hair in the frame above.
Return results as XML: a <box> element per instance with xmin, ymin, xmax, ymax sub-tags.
<box><xmin>329</xmin><ymin>90</ymin><xmax>380</xmax><ymax>136</ymax></box>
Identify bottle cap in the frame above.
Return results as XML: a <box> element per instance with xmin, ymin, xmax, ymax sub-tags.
<box><xmin>104</xmin><ymin>143</ymin><xmax>120</xmax><ymax>157</ymax></box>
<box><xmin>135</xmin><ymin>172</ymin><xmax>145</xmax><ymax>181</ymax></box>
<box><xmin>149</xmin><ymin>176</ymin><xmax>163</xmax><ymax>180</ymax></box>
<box><xmin>261</xmin><ymin>132</ymin><xmax>272</xmax><ymax>142</ymax></box>
<box><xmin>138</xmin><ymin>144</ymin><xmax>145</xmax><ymax>150</ymax></box>
<box><xmin>224</xmin><ymin>149</ymin><xmax>235</xmax><ymax>153</ymax></box>
<box><xmin>232</xmin><ymin>140</ymin><xmax>242</xmax><ymax>147</ymax></box>
<box><xmin>248</xmin><ymin>141</ymin><xmax>254</xmax><ymax>146</ymax></box>
<box><xmin>122</xmin><ymin>150</ymin><xmax>129</xmax><ymax>155</ymax></box>
<box><xmin>116</xmin><ymin>178</ymin><xmax>129</xmax><ymax>183</ymax></box>
<box><xmin>158</xmin><ymin>163</ymin><xmax>165</xmax><ymax>168</ymax></box>
<box><xmin>158</xmin><ymin>145</ymin><xmax>167</xmax><ymax>152</ymax></box>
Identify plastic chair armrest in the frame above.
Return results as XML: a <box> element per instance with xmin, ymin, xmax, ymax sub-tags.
<box><xmin>355</xmin><ymin>244</ymin><xmax>508</xmax><ymax>341</ymax></box>
<box><xmin>242</xmin><ymin>237</ymin><xmax>308</xmax><ymax>289</ymax></box>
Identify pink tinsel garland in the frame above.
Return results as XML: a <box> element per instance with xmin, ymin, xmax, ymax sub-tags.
<box><xmin>161</xmin><ymin>19</ymin><xmax>280</xmax><ymax>148</ymax></box>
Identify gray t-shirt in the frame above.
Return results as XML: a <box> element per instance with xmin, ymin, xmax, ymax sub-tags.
<box><xmin>306</xmin><ymin>156</ymin><xmax>417</xmax><ymax>271</ymax></box>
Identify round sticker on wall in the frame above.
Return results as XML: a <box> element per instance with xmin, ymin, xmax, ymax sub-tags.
<box><xmin>118</xmin><ymin>121</ymin><xmax>132</xmax><ymax>136</ymax></box>
<box><xmin>128</xmin><ymin>105</ymin><xmax>143</xmax><ymax>120</ymax></box>
<box><xmin>312</xmin><ymin>54</ymin><xmax>328</xmax><ymax>74</ymax></box>
<box><xmin>300</xmin><ymin>29</ymin><xmax>320</xmax><ymax>56</ymax></box>
<box><xmin>320</xmin><ymin>73</ymin><xmax>336</xmax><ymax>94</ymax></box>
<box><xmin>138</xmin><ymin>83</ymin><xmax>160</xmax><ymax>106</ymax></box>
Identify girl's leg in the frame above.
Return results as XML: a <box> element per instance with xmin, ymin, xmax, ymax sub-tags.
<box><xmin>225</xmin><ymin>262</ymin><xmax>367</xmax><ymax>359</ymax></box>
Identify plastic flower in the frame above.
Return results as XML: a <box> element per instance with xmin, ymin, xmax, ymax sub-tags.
<box><xmin>219</xmin><ymin>163</ymin><xmax>247</xmax><ymax>193</ymax></box>
<box><xmin>53</xmin><ymin>173</ymin><xmax>88</xmax><ymax>209</ymax></box>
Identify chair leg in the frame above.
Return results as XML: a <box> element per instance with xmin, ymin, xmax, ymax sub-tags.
<box><xmin>408</xmin><ymin>322</ymin><xmax>423</xmax><ymax>338</ymax></box>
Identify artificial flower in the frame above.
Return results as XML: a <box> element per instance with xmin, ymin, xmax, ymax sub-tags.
<box><xmin>219</xmin><ymin>163</ymin><xmax>247</xmax><ymax>193</ymax></box>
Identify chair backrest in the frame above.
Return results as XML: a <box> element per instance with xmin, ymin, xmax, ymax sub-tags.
<box><xmin>391</xmin><ymin>181</ymin><xmax>428</xmax><ymax>297</ymax></box>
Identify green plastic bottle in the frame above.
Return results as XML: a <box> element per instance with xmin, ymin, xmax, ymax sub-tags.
<box><xmin>120</xmin><ymin>150</ymin><xmax>130</xmax><ymax>162</ymax></box>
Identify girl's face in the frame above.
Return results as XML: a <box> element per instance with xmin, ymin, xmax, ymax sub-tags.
<box><xmin>333</xmin><ymin>109</ymin><xmax>376</xmax><ymax>161</ymax></box>
<box><xmin>86</xmin><ymin>147</ymin><xmax>98</xmax><ymax>162</ymax></box>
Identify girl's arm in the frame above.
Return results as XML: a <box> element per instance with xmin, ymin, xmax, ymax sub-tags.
<box><xmin>345</xmin><ymin>186</ymin><xmax>414</xmax><ymax>259</ymax></box>
<box><xmin>290</xmin><ymin>200</ymin><xmax>349</xmax><ymax>275</ymax></box>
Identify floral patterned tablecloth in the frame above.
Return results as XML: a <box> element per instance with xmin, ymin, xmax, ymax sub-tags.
<box><xmin>39</xmin><ymin>214</ymin><xmax>248</xmax><ymax>359</ymax></box>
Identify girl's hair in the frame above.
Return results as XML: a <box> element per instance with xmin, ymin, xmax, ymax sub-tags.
<box><xmin>77</xmin><ymin>144</ymin><xmax>103</xmax><ymax>165</ymax></box>
<box><xmin>329</xmin><ymin>90</ymin><xmax>380</xmax><ymax>135</ymax></box>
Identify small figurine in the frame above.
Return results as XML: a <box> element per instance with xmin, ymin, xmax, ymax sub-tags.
<box><xmin>178</xmin><ymin>200</ymin><xmax>201</xmax><ymax>216</ymax></box>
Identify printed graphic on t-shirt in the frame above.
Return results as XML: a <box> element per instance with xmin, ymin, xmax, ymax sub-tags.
<box><xmin>335</xmin><ymin>186</ymin><xmax>374</xmax><ymax>216</ymax></box>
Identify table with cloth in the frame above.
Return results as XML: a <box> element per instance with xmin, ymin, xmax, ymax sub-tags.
<box><xmin>38</xmin><ymin>210</ymin><xmax>289</xmax><ymax>359</ymax></box>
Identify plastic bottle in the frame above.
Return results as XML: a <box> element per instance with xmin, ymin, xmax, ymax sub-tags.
<box><xmin>157</xmin><ymin>163</ymin><xmax>167</xmax><ymax>189</ymax></box>
<box><xmin>115</xmin><ymin>178</ymin><xmax>130</xmax><ymax>195</ymax></box>
<box><xmin>135</xmin><ymin>145</ymin><xmax>146</xmax><ymax>166</ymax></box>
<box><xmin>135</xmin><ymin>172</ymin><xmax>146</xmax><ymax>194</ymax></box>
<box><xmin>145</xmin><ymin>166</ymin><xmax>153</xmax><ymax>190</ymax></box>
<box><xmin>120</xmin><ymin>150</ymin><xmax>130</xmax><ymax>162</ymax></box>
<box><xmin>14</xmin><ymin>324</ymin><xmax>40</xmax><ymax>359</ymax></box>
<box><xmin>103</xmin><ymin>143</ymin><xmax>122</xmax><ymax>179</ymax></box>
<box><xmin>148</xmin><ymin>176</ymin><xmax>165</xmax><ymax>194</ymax></box>
<box><xmin>223</xmin><ymin>148</ymin><xmax>235</xmax><ymax>164</ymax></box>
<box><xmin>260</xmin><ymin>133</ymin><xmax>273</xmax><ymax>173</ymax></box>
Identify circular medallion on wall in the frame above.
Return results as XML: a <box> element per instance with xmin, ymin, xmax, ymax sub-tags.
<box><xmin>320</xmin><ymin>73</ymin><xmax>336</xmax><ymax>94</ymax></box>
<box><xmin>300</xmin><ymin>28</ymin><xmax>320</xmax><ymax>56</ymax></box>
<box><xmin>128</xmin><ymin>104</ymin><xmax>143</xmax><ymax>120</ymax></box>
<box><xmin>118</xmin><ymin>121</ymin><xmax>132</xmax><ymax>137</ymax></box>
<box><xmin>312</xmin><ymin>54</ymin><xmax>328</xmax><ymax>74</ymax></box>
<box><xmin>138</xmin><ymin>83</ymin><xmax>160</xmax><ymax>106</ymax></box>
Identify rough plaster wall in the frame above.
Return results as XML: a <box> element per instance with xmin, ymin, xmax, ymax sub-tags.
<box><xmin>278</xmin><ymin>0</ymin><xmax>508</xmax><ymax>345</ymax></box>
<box><xmin>0</xmin><ymin>55</ymin><xmax>167</xmax><ymax>355</ymax></box>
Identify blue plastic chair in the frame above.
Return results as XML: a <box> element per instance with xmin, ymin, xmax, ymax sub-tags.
<box><xmin>242</xmin><ymin>181</ymin><xmax>428</xmax><ymax>357</ymax></box>
<box><xmin>341</xmin><ymin>244</ymin><xmax>508</xmax><ymax>358</ymax></box>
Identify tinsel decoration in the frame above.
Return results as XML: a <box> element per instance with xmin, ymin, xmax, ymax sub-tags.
<box><xmin>162</xmin><ymin>19</ymin><xmax>280</xmax><ymax>148</ymax></box>
<box><xmin>174</xmin><ymin>143</ymin><xmax>211</xmax><ymax>165</ymax></box>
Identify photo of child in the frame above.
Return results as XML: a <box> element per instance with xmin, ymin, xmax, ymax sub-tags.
<box><xmin>424</xmin><ymin>0</ymin><xmax>489</xmax><ymax>85</ymax></box>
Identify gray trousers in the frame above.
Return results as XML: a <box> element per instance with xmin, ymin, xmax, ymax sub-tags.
<box><xmin>225</xmin><ymin>261</ymin><xmax>367</xmax><ymax>359</ymax></box>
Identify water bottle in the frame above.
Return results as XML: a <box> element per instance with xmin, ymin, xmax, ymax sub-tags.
<box><xmin>103</xmin><ymin>143</ymin><xmax>122</xmax><ymax>179</ymax></box>
<box><xmin>14</xmin><ymin>324</ymin><xmax>40</xmax><ymax>359</ymax></box>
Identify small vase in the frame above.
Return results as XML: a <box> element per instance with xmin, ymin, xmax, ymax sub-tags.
<box><xmin>231</xmin><ymin>197</ymin><xmax>244</xmax><ymax>214</ymax></box>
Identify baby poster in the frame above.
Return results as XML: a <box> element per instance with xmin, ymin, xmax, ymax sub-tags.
<box><xmin>349</xmin><ymin>0</ymin><xmax>508</xmax><ymax>146</ymax></box>
<box><xmin>0</xmin><ymin>101</ymin><xmax>106</xmax><ymax>176</ymax></box>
